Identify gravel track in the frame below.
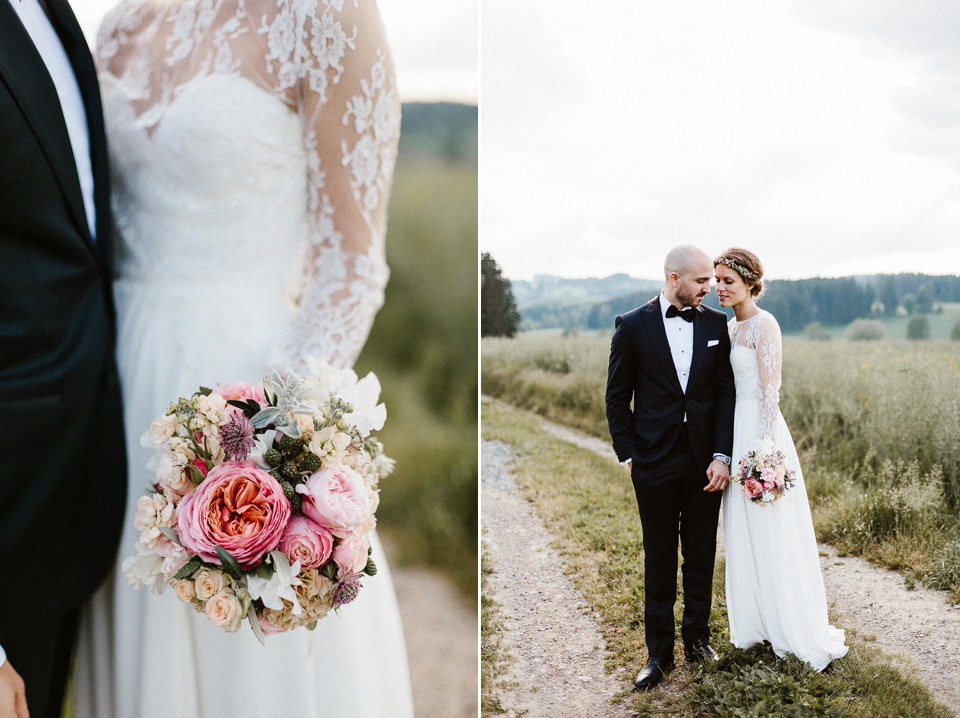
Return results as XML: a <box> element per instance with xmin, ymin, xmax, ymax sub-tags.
<box><xmin>482</xmin><ymin>439</ymin><xmax>635</xmax><ymax>718</ymax></box>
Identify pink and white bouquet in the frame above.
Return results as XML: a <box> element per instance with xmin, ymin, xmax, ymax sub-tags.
<box><xmin>732</xmin><ymin>438</ymin><xmax>796</xmax><ymax>507</ymax></box>
<box><xmin>123</xmin><ymin>360</ymin><xmax>395</xmax><ymax>642</ymax></box>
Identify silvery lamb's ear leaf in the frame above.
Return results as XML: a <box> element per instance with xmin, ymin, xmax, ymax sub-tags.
<box><xmin>216</xmin><ymin>546</ymin><xmax>244</xmax><ymax>580</ymax></box>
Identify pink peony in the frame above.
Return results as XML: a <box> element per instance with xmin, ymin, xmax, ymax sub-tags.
<box><xmin>762</xmin><ymin>480</ymin><xmax>775</xmax><ymax>491</ymax></box>
<box><xmin>258</xmin><ymin>613</ymin><xmax>288</xmax><ymax>636</ymax></box>
<box><xmin>216</xmin><ymin>381</ymin><xmax>267</xmax><ymax>405</ymax></box>
<box><xmin>744</xmin><ymin>478</ymin><xmax>764</xmax><ymax>498</ymax></box>
<box><xmin>333</xmin><ymin>535</ymin><xmax>370</xmax><ymax>578</ymax></box>
<box><xmin>760</xmin><ymin>467</ymin><xmax>777</xmax><ymax>484</ymax></box>
<box><xmin>296</xmin><ymin>466</ymin><xmax>372</xmax><ymax>536</ymax></box>
<box><xmin>279</xmin><ymin>516</ymin><xmax>334</xmax><ymax>570</ymax></box>
<box><xmin>176</xmin><ymin>461</ymin><xmax>291</xmax><ymax>570</ymax></box>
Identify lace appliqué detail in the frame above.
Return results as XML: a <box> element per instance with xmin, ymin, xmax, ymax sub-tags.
<box><xmin>729</xmin><ymin>311</ymin><xmax>783</xmax><ymax>443</ymax></box>
<box><xmin>96</xmin><ymin>0</ymin><xmax>400</xmax><ymax>372</ymax></box>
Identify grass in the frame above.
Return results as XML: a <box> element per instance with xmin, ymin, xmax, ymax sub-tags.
<box><xmin>481</xmin><ymin>399</ymin><xmax>953</xmax><ymax>717</ymax></box>
<box><xmin>481</xmin><ymin>541</ymin><xmax>513</xmax><ymax>717</ymax></box>
<box><xmin>816</xmin><ymin>302</ymin><xmax>960</xmax><ymax>340</ymax></box>
<box><xmin>357</xmin><ymin>155</ymin><xmax>477</xmax><ymax>598</ymax></box>
<box><xmin>482</xmin><ymin>332</ymin><xmax>960</xmax><ymax>603</ymax></box>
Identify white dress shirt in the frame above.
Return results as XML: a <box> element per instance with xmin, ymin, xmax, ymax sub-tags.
<box><xmin>10</xmin><ymin>0</ymin><xmax>97</xmax><ymax>239</ymax></box>
<box><xmin>659</xmin><ymin>292</ymin><xmax>694</xmax><ymax>396</ymax></box>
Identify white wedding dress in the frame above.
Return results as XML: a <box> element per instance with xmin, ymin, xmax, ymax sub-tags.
<box><xmin>722</xmin><ymin>310</ymin><xmax>847</xmax><ymax>671</ymax></box>
<box><xmin>73</xmin><ymin>1</ymin><xmax>415</xmax><ymax>715</ymax></box>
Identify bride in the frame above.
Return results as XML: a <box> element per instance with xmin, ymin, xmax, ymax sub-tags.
<box><xmin>714</xmin><ymin>248</ymin><xmax>848</xmax><ymax>671</ymax></box>
<box><xmin>72</xmin><ymin>1</ymin><xmax>414</xmax><ymax>715</ymax></box>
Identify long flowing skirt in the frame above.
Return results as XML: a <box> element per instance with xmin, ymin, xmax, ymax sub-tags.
<box><xmin>73</xmin><ymin>278</ymin><xmax>415</xmax><ymax>717</ymax></box>
<box><xmin>723</xmin><ymin>397</ymin><xmax>847</xmax><ymax>671</ymax></box>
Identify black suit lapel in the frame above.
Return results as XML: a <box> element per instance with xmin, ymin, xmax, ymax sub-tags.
<box><xmin>0</xmin><ymin>0</ymin><xmax>99</xmax><ymax>262</ymax></box>
<box><xmin>46</xmin><ymin>0</ymin><xmax>113</xmax><ymax>275</ymax></box>
<box><xmin>686</xmin><ymin>306</ymin><xmax>707</xmax><ymax>392</ymax></box>
<box><xmin>639</xmin><ymin>300</ymin><xmax>684</xmax><ymax>396</ymax></box>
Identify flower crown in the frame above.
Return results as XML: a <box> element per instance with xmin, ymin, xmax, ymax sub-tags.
<box><xmin>715</xmin><ymin>256</ymin><xmax>759</xmax><ymax>281</ymax></box>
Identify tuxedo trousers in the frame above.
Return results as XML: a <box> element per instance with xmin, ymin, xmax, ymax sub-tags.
<box><xmin>632</xmin><ymin>426</ymin><xmax>722</xmax><ymax>658</ymax></box>
<box><xmin>4</xmin><ymin>607</ymin><xmax>77</xmax><ymax>718</ymax></box>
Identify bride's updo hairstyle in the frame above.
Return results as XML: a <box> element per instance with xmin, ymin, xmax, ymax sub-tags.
<box><xmin>714</xmin><ymin>248</ymin><xmax>765</xmax><ymax>299</ymax></box>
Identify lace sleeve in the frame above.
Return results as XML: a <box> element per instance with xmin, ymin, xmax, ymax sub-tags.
<box><xmin>283</xmin><ymin>0</ymin><xmax>401</xmax><ymax>371</ymax></box>
<box><xmin>756</xmin><ymin>314</ymin><xmax>782</xmax><ymax>443</ymax></box>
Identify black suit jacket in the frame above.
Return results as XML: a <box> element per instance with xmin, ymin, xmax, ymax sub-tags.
<box><xmin>0</xmin><ymin>0</ymin><xmax>126</xmax><ymax>639</ymax></box>
<box><xmin>605</xmin><ymin>297</ymin><xmax>735</xmax><ymax>481</ymax></box>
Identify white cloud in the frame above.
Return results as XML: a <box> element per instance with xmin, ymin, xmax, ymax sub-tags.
<box><xmin>481</xmin><ymin>0</ymin><xmax>960</xmax><ymax>280</ymax></box>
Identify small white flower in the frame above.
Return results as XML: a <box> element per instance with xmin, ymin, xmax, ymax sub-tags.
<box><xmin>247</xmin><ymin>551</ymin><xmax>304</xmax><ymax>616</ymax></box>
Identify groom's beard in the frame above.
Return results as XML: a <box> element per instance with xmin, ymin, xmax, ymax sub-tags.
<box><xmin>676</xmin><ymin>284</ymin><xmax>707</xmax><ymax>308</ymax></box>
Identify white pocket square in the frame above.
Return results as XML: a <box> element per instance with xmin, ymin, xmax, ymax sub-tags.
<box><xmin>707</xmin><ymin>339</ymin><xmax>720</xmax><ymax>347</ymax></box>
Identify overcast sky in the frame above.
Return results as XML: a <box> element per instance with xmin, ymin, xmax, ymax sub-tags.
<box><xmin>481</xmin><ymin>0</ymin><xmax>960</xmax><ymax>281</ymax></box>
<box><xmin>74</xmin><ymin>0</ymin><xmax>478</xmax><ymax>103</ymax></box>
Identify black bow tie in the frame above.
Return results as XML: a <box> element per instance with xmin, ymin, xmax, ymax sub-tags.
<box><xmin>666</xmin><ymin>305</ymin><xmax>694</xmax><ymax>322</ymax></box>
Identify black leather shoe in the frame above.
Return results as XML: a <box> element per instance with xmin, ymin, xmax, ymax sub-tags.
<box><xmin>633</xmin><ymin>656</ymin><xmax>676</xmax><ymax>691</ymax></box>
<box><xmin>683</xmin><ymin>640</ymin><xmax>719</xmax><ymax>664</ymax></box>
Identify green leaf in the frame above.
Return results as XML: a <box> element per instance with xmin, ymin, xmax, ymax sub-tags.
<box><xmin>198</xmin><ymin>386</ymin><xmax>213</xmax><ymax>396</ymax></box>
<box><xmin>305</xmin><ymin>620</ymin><xmax>317</xmax><ymax>631</ymax></box>
<box><xmin>158</xmin><ymin>526</ymin><xmax>181</xmax><ymax>545</ymax></box>
<box><xmin>246</xmin><ymin>603</ymin><xmax>265</xmax><ymax>646</ymax></box>
<box><xmin>186</xmin><ymin>463</ymin><xmax>206</xmax><ymax>484</ymax></box>
<box><xmin>216</xmin><ymin>546</ymin><xmax>244</xmax><ymax>580</ymax></box>
<box><xmin>175</xmin><ymin>557</ymin><xmax>203</xmax><ymax>580</ymax></box>
<box><xmin>321</xmin><ymin>562</ymin><xmax>338</xmax><ymax>581</ymax></box>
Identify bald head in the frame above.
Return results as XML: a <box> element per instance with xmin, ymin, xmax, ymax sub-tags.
<box><xmin>663</xmin><ymin>244</ymin><xmax>714</xmax><ymax>308</ymax></box>
<box><xmin>664</xmin><ymin>244</ymin><xmax>712</xmax><ymax>279</ymax></box>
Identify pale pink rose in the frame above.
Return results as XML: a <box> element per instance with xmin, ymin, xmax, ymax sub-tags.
<box><xmin>760</xmin><ymin>468</ymin><xmax>777</xmax><ymax>484</ymax></box>
<box><xmin>279</xmin><ymin>516</ymin><xmax>334</xmax><ymax>570</ymax></box>
<box><xmin>205</xmin><ymin>590</ymin><xmax>243</xmax><ymax>632</ymax></box>
<box><xmin>762</xmin><ymin>480</ymin><xmax>775</xmax><ymax>491</ymax></box>
<box><xmin>176</xmin><ymin>461</ymin><xmax>291</xmax><ymax>570</ymax></box>
<box><xmin>775</xmin><ymin>464</ymin><xmax>786</xmax><ymax>480</ymax></box>
<box><xmin>216</xmin><ymin>382</ymin><xmax>268</xmax><ymax>419</ymax></box>
<box><xmin>333</xmin><ymin>536</ymin><xmax>370</xmax><ymax>578</ymax></box>
<box><xmin>297</xmin><ymin>466</ymin><xmax>372</xmax><ymax>535</ymax></box>
<box><xmin>744</xmin><ymin>478</ymin><xmax>764</xmax><ymax>498</ymax></box>
<box><xmin>258</xmin><ymin>613</ymin><xmax>288</xmax><ymax>636</ymax></box>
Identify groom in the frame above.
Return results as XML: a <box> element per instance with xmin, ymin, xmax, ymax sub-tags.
<box><xmin>605</xmin><ymin>245</ymin><xmax>735</xmax><ymax>690</ymax></box>
<box><xmin>0</xmin><ymin>1</ymin><xmax>127</xmax><ymax>716</ymax></box>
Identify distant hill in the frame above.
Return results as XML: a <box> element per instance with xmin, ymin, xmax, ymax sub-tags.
<box><xmin>398</xmin><ymin>102</ymin><xmax>477</xmax><ymax>164</ymax></box>
<box><xmin>510</xmin><ymin>274</ymin><xmax>660</xmax><ymax>330</ymax></box>
<box><xmin>516</xmin><ymin>273</ymin><xmax>960</xmax><ymax>334</ymax></box>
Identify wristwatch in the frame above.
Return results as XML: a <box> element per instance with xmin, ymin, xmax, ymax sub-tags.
<box><xmin>713</xmin><ymin>453</ymin><xmax>731</xmax><ymax>465</ymax></box>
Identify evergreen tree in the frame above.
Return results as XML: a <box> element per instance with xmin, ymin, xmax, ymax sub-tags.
<box><xmin>880</xmin><ymin>275</ymin><xmax>898</xmax><ymax>316</ymax></box>
<box><xmin>481</xmin><ymin>252</ymin><xmax>521</xmax><ymax>337</ymax></box>
<box><xmin>916</xmin><ymin>285</ymin><xmax>934</xmax><ymax>314</ymax></box>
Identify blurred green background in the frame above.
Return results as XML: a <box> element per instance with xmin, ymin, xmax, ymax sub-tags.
<box><xmin>356</xmin><ymin>102</ymin><xmax>478</xmax><ymax>600</ymax></box>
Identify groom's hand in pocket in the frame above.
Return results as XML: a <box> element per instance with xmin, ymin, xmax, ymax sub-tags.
<box><xmin>704</xmin><ymin>460</ymin><xmax>729</xmax><ymax>492</ymax></box>
<box><xmin>0</xmin><ymin>660</ymin><xmax>28</xmax><ymax>718</ymax></box>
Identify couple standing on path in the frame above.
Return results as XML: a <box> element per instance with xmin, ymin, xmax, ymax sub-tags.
<box><xmin>605</xmin><ymin>245</ymin><xmax>847</xmax><ymax>690</ymax></box>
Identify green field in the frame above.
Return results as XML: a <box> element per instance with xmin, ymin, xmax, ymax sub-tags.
<box><xmin>812</xmin><ymin>302</ymin><xmax>960</xmax><ymax>340</ymax></box>
<box><xmin>356</xmin><ymin>154</ymin><xmax>478</xmax><ymax>598</ymax></box>
<box><xmin>482</xmin><ymin>330</ymin><xmax>960</xmax><ymax>602</ymax></box>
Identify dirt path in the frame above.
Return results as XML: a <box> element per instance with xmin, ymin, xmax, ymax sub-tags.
<box><xmin>388</xmin><ymin>555</ymin><xmax>478</xmax><ymax>718</ymax></box>
<box><xmin>534</xmin><ymin>412</ymin><xmax>960</xmax><ymax>715</ymax></box>
<box><xmin>482</xmin><ymin>438</ymin><xmax>634</xmax><ymax>718</ymax></box>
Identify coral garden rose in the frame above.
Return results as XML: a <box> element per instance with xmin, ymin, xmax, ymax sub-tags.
<box><xmin>279</xmin><ymin>516</ymin><xmax>334</xmax><ymax>570</ymax></box>
<box><xmin>177</xmin><ymin>461</ymin><xmax>291</xmax><ymax>570</ymax></box>
<box><xmin>744</xmin><ymin>478</ymin><xmax>764</xmax><ymax>498</ymax></box>
<box><xmin>296</xmin><ymin>466</ymin><xmax>371</xmax><ymax>535</ymax></box>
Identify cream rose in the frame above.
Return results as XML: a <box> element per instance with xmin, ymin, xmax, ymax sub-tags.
<box><xmin>205</xmin><ymin>590</ymin><xmax>243</xmax><ymax>632</ymax></box>
<box><xmin>174</xmin><ymin>579</ymin><xmax>197</xmax><ymax>602</ymax></box>
<box><xmin>194</xmin><ymin>568</ymin><xmax>226</xmax><ymax>601</ymax></box>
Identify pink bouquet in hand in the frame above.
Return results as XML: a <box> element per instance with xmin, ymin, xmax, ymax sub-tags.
<box><xmin>123</xmin><ymin>361</ymin><xmax>395</xmax><ymax>643</ymax></box>
<box><xmin>731</xmin><ymin>438</ymin><xmax>796</xmax><ymax>507</ymax></box>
